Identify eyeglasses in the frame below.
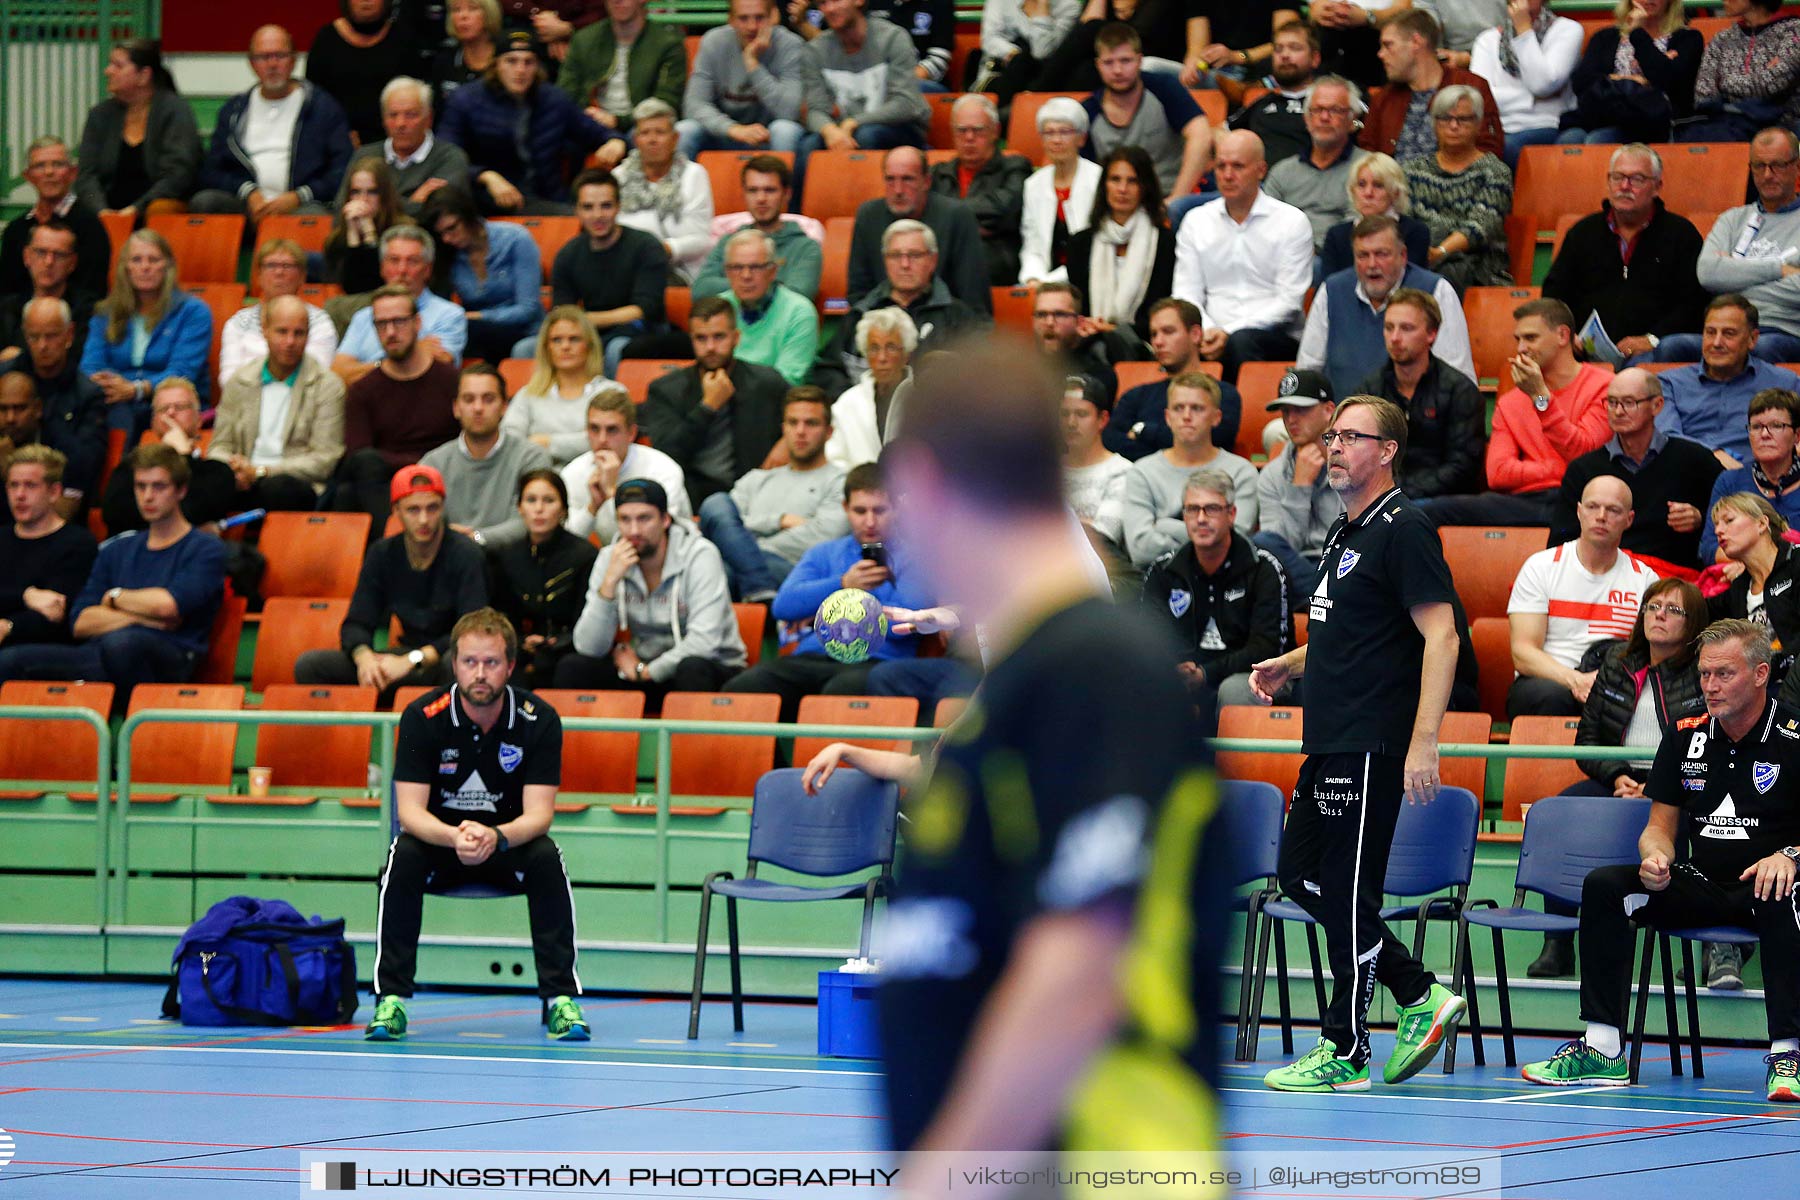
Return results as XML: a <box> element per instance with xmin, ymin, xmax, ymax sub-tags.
<box><xmin>1751</xmin><ymin>420</ymin><xmax>1795</xmax><ymax>436</ymax></box>
<box><xmin>1433</xmin><ymin>112</ymin><xmax>1477</xmax><ymax>126</ymax></box>
<box><xmin>1310</xmin><ymin>105</ymin><xmax>1352</xmax><ymax>118</ymax></box>
<box><xmin>372</xmin><ymin>316</ymin><xmax>416</xmax><ymax>330</ymax></box>
<box><xmin>1604</xmin><ymin>394</ymin><xmax>1657</xmax><ymax>410</ymax></box>
<box><xmin>24</xmin><ymin>246</ymin><xmax>73</xmax><ymax>261</ymax></box>
<box><xmin>1642</xmin><ymin>602</ymin><xmax>1686</xmax><ymax>617</ymax></box>
<box><xmin>884</xmin><ymin>249</ymin><xmax>931</xmax><ymax>262</ymax></box>
<box><xmin>725</xmin><ymin>261</ymin><xmax>775</xmax><ymax>273</ymax></box>
<box><xmin>1606</xmin><ymin>171</ymin><xmax>1656</xmax><ymax>188</ymax></box>
<box><xmin>1318</xmin><ymin>429</ymin><xmax>1385</xmax><ymax>448</ymax></box>
<box><xmin>951</xmin><ymin>124</ymin><xmax>992</xmax><ymax>136</ymax></box>
<box><xmin>1751</xmin><ymin>158</ymin><xmax>1800</xmax><ymax>173</ymax></box>
<box><xmin>259</xmin><ymin>259</ymin><xmax>302</xmax><ymax>272</ymax></box>
<box><xmin>1182</xmin><ymin>503</ymin><xmax>1231</xmax><ymax>519</ymax></box>
<box><xmin>1041</xmin><ymin>125</ymin><xmax>1080</xmax><ymax>138</ymax></box>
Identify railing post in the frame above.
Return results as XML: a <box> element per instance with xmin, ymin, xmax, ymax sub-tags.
<box><xmin>654</xmin><ymin>727</ymin><xmax>672</xmax><ymax>943</ymax></box>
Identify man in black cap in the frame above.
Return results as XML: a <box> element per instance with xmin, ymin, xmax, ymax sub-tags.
<box><xmin>556</xmin><ymin>477</ymin><xmax>747</xmax><ymax>698</ymax></box>
<box><xmin>1254</xmin><ymin>368</ymin><xmax>1344</xmax><ymax>596</ymax></box>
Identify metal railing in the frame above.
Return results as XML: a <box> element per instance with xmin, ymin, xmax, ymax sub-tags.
<box><xmin>107</xmin><ymin>708</ymin><xmax>942</xmax><ymax>942</ymax></box>
<box><xmin>0</xmin><ymin>704</ymin><xmax>112</xmax><ymax>927</ymax></box>
<box><xmin>0</xmin><ymin>1</ymin><xmax>158</xmax><ymax>201</ymax></box>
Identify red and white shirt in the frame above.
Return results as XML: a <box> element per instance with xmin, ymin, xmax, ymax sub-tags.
<box><xmin>1508</xmin><ymin>541</ymin><xmax>1661</xmax><ymax>669</ymax></box>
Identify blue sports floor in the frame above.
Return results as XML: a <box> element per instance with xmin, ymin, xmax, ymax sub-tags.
<box><xmin>0</xmin><ymin>980</ymin><xmax>1795</xmax><ymax>1196</ymax></box>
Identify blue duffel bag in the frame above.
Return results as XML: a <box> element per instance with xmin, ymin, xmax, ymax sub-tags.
<box><xmin>161</xmin><ymin>896</ymin><xmax>358</xmax><ymax>1026</ymax></box>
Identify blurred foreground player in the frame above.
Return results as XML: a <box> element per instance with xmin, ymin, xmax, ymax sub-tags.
<box><xmin>366</xmin><ymin>607</ymin><xmax>589</xmax><ymax>1043</ymax></box>
<box><xmin>1249</xmin><ymin>395</ymin><xmax>1467</xmax><ymax>1092</ymax></box>
<box><xmin>804</xmin><ymin>342</ymin><xmax>1229</xmax><ymax>1190</ymax></box>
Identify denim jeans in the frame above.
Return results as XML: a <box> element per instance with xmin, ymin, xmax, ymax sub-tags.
<box><xmin>675</xmin><ymin>119</ymin><xmax>807</xmax><ymax>161</ymax></box>
<box><xmin>697</xmin><ymin>492</ymin><xmax>794</xmax><ymax>598</ymax></box>
<box><xmin>0</xmin><ymin>626</ymin><xmax>197</xmax><ymax>704</ymax></box>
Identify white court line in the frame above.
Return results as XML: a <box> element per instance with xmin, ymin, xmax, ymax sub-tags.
<box><xmin>1479</xmin><ymin>1085</ymin><xmax>1621</xmax><ymax>1102</ymax></box>
<box><xmin>0</xmin><ymin>1041</ymin><xmax>882</xmax><ymax>1078</ymax></box>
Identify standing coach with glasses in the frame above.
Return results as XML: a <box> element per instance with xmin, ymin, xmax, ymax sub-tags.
<box><xmin>1249</xmin><ymin>394</ymin><xmax>1468</xmax><ymax>1095</ymax></box>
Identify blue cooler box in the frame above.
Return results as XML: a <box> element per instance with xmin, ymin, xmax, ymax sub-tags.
<box><xmin>817</xmin><ymin>970</ymin><xmax>880</xmax><ymax>1058</ymax></box>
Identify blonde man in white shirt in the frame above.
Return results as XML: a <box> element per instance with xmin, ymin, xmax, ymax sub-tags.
<box><xmin>560</xmin><ymin>386</ymin><xmax>691</xmax><ymax>542</ymax></box>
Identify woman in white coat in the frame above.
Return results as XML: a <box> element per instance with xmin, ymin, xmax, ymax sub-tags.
<box><xmin>1017</xmin><ymin>97</ymin><xmax>1102</xmax><ymax>285</ymax></box>
<box><xmin>826</xmin><ymin>308</ymin><xmax>917</xmax><ymax>470</ymax></box>
<box><xmin>1468</xmin><ymin>0</ymin><xmax>1582</xmax><ymax>169</ymax></box>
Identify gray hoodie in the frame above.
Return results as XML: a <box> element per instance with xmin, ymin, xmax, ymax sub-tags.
<box><xmin>571</xmin><ymin>520</ymin><xmax>747</xmax><ymax>681</ymax></box>
<box><xmin>684</xmin><ymin>22</ymin><xmax>807</xmax><ymax>133</ymax></box>
<box><xmin>420</xmin><ymin>432</ymin><xmax>553</xmax><ymax>549</ymax></box>
<box><xmin>800</xmin><ymin>16</ymin><xmax>930</xmax><ymax>137</ymax></box>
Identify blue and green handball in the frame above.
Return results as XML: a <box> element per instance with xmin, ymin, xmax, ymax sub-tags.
<box><xmin>816</xmin><ymin>588</ymin><xmax>888</xmax><ymax>664</ymax></box>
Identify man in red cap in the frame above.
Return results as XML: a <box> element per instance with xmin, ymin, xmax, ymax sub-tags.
<box><xmin>295</xmin><ymin>463</ymin><xmax>489</xmax><ymax>704</ymax></box>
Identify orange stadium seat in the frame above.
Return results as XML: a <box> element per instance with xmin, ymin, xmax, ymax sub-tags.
<box><xmin>1188</xmin><ymin>89</ymin><xmax>1226</xmax><ymax>126</ymax></box>
<box><xmin>1439</xmin><ymin>711</ymin><xmax>1493</xmax><ymax>800</ymax></box>
<box><xmin>616</xmin><ymin>358</ymin><xmax>691</xmax><ymax>404</ymax></box>
<box><xmin>1464</xmin><ymin>286</ymin><xmax>1539</xmax><ymax>389</ymax></box>
<box><xmin>734</xmin><ymin>603</ymin><xmax>767</xmax><ymax>667</ymax></box>
<box><xmin>1114</xmin><ymin>360</ymin><xmax>1220</xmax><ymax>398</ymax></box>
<box><xmin>104</xmin><ymin>683</ymin><xmax>244</xmax><ymax>803</ymax></box>
<box><xmin>661</xmin><ymin>691</ymin><xmax>781</xmax><ymax>798</ymax></box>
<box><xmin>1470</xmin><ymin>617</ymin><xmax>1513</xmax><ymax>724</ymax></box>
<box><xmin>499</xmin><ymin>356</ymin><xmax>535</xmax><ymax>397</ymax></box>
<box><xmin>790</xmin><ymin>695</ymin><xmax>920</xmax><ymax>769</ymax></box>
<box><xmin>1215</xmin><ymin>705</ymin><xmax>1304</xmax><ymax>800</ymax></box>
<box><xmin>992</xmin><ymin>284</ymin><xmax>1037</xmax><ymax>334</ymax></box>
<box><xmin>697</xmin><ymin>150</ymin><xmax>796</xmax><ymax>216</ymax></box>
<box><xmin>189</xmin><ymin>282</ymin><xmax>246</xmax><ymax>384</ymax></box>
<box><xmin>802</xmin><ymin>150</ymin><xmax>885</xmax><ymax>222</ymax></box>
<box><xmin>252</xmin><ymin>598</ymin><xmax>351</xmax><ymax>692</ymax></box>
<box><xmin>1234</xmin><ymin>361</ymin><xmax>1294</xmax><ymax>461</ymax></box>
<box><xmin>261</xmin><ymin>511</ymin><xmax>370</xmax><ymax>600</ymax></box>
<box><xmin>491</xmin><ymin>215</ymin><xmax>577</xmax><ymax>281</ymax></box>
<box><xmin>534</xmin><ymin>689</ymin><xmax>646</xmax><ymax>805</ymax></box>
<box><xmin>194</xmin><ymin>591</ymin><xmax>248</xmax><ymax>686</ymax></box>
<box><xmin>1501</xmin><ymin>715</ymin><xmax>1585</xmax><ymax>823</ymax></box>
<box><xmin>0</xmin><ymin>681</ymin><xmax>114</xmax><ymax>799</ymax></box>
<box><xmin>147</xmin><ymin>213</ymin><xmax>244</xmax><ymax>284</ymax></box>
<box><xmin>255</xmin><ymin>213</ymin><xmax>331</xmax><ymax>256</ymax></box>
<box><xmin>101</xmin><ymin>210</ymin><xmax>133</xmax><ymax>276</ymax></box>
<box><xmin>1505</xmin><ymin>213</ymin><xmax>1536</xmax><ymax>286</ymax></box>
<box><xmin>1007</xmin><ymin>92</ymin><xmax>1087</xmax><ymax>163</ymax></box>
<box><xmin>819</xmin><ymin>216</ymin><xmax>854</xmax><ymax>314</ymax></box>
<box><xmin>297</xmin><ymin>281</ymin><xmax>343</xmax><ymax>305</ymax></box>
<box><xmin>949</xmin><ymin>27</ymin><xmax>981</xmax><ymax>90</ymax></box>
<box><xmin>933</xmin><ymin>696</ymin><xmax>968</xmax><ymax>728</ymax></box>
<box><xmin>1512</xmin><ymin>143</ymin><xmax>1748</xmax><ymax>238</ymax></box>
<box><xmin>210</xmin><ymin>684</ymin><xmax>378</xmax><ymax>804</ymax></box>
<box><xmin>1440</xmin><ymin>525</ymin><xmax>1550</xmax><ymax>622</ymax></box>
<box><xmin>665</xmin><ymin>286</ymin><xmax>691</xmax><ymax>331</ymax></box>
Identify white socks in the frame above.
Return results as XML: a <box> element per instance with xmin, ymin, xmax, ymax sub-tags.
<box><xmin>1772</xmin><ymin>1038</ymin><xmax>1799</xmax><ymax>1054</ymax></box>
<box><xmin>1585</xmin><ymin>1023</ymin><xmax>1622</xmax><ymax>1059</ymax></box>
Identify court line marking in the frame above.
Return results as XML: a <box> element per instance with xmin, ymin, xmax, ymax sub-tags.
<box><xmin>0</xmin><ymin>1041</ymin><xmax>882</xmax><ymax>1077</ymax></box>
<box><xmin>1217</xmin><ymin>1085</ymin><xmax>1800</xmax><ymax>1121</ymax></box>
<box><xmin>1480</xmin><ymin>1084</ymin><xmax>1619</xmax><ymax>1102</ymax></box>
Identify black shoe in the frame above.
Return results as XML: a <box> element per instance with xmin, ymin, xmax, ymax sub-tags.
<box><xmin>1526</xmin><ymin>934</ymin><xmax>1574</xmax><ymax>978</ymax></box>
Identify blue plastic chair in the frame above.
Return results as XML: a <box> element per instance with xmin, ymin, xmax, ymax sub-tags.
<box><xmin>1245</xmin><ymin>787</ymin><xmax>1481</xmax><ymax>1066</ymax></box>
<box><xmin>1457</xmin><ymin>793</ymin><xmax>1650</xmax><ymax>1069</ymax></box>
<box><xmin>1221</xmin><ymin>780</ymin><xmax>1285</xmax><ymax>1062</ymax></box>
<box><xmin>1630</xmin><ymin>924</ymin><xmax>1760</xmax><ymax>1082</ymax></box>
<box><xmin>687</xmin><ymin>767</ymin><xmax>900</xmax><ymax>1039</ymax></box>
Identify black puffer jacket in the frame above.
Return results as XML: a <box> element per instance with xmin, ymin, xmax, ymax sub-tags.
<box><xmin>1140</xmin><ymin>531</ymin><xmax>1291</xmax><ymax>683</ymax></box>
<box><xmin>1575</xmin><ymin>642</ymin><xmax>1705</xmax><ymax>786</ymax></box>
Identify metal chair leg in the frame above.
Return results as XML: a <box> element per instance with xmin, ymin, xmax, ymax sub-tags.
<box><xmin>1492</xmin><ymin>929</ymin><xmax>1517</xmax><ymax>1068</ymax></box>
<box><xmin>687</xmin><ymin>882</ymin><xmax>714</xmax><ymax>1039</ymax></box>
<box><xmin>1459</xmin><ymin>922</ymin><xmax>1487</xmax><ymax>1068</ymax></box>
<box><xmin>1274</xmin><ymin>924</ymin><xmax>1295</xmax><ymax>1055</ymax></box>
<box><xmin>1235</xmin><ymin>897</ymin><xmax>1264</xmax><ymax>1062</ymax></box>
<box><xmin>1442</xmin><ymin>911</ymin><xmax>1467</xmax><ymax>1075</ymax></box>
<box><xmin>1680</xmin><ymin>939</ymin><xmax>1705</xmax><ymax>1078</ymax></box>
<box><xmin>726</xmin><ymin>896</ymin><xmax>744</xmax><ymax>1034</ymax></box>
<box><xmin>1659</xmin><ymin>934</ymin><xmax>1681</xmax><ymax>1078</ymax></box>
<box><xmin>1629</xmin><ymin>925</ymin><xmax>1655</xmax><ymax>1084</ymax></box>
<box><xmin>1248</xmin><ymin>901</ymin><xmax>1277</xmax><ymax>1061</ymax></box>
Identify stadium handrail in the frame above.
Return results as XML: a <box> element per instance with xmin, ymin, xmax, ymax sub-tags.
<box><xmin>0</xmin><ymin>704</ymin><xmax>112</xmax><ymax>928</ymax></box>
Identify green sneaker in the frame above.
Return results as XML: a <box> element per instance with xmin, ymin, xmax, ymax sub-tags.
<box><xmin>1766</xmin><ymin>1050</ymin><xmax>1800</xmax><ymax>1102</ymax></box>
<box><xmin>1384</xmin><ymin>982</ymin><xmax>1467</xmax><ymax>1084</ymax></box>
<box><xmin>546</xmin><ymin>995</ymin><xmax>590</xmax><ymax>1041</ymax></box>
<box><xmin>1521</xmin><ymin>1038</ymin><xmax>1629</xmax><ymax>1087</ymax></box>
<box><xmin>364</xmin><ymin>994</ymin><xmax>407</xmax><ymax>1041</ymax></box>
<box><xmin>1264</xmin><ymin>1039</ymin><xmax>1371</xmax><ymax>1093</ymax></box>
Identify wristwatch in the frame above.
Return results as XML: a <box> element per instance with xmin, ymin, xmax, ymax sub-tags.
<box><xmin>407</xmin><ymin>649</ymin><xmax>425</xmax><ymax>668</ymax></box>
<box><xmin>494</xmin><ymin>830</ymin><xmax>510</xmax><ymax>855</ymax></box>
<box><xmin>105</xmin><ymin>587</ymin><xmax>123</xmax><ymax>608</ymax></box>
<box><xmin>1782</xmin><ymin>846</ymin><xmax>1799</xmax><ymax>862</ymax></box>
<box><xmin>1532</xmin><ymin>394</ymin><xmax>1551</xmax><ymax>413</ymax></box>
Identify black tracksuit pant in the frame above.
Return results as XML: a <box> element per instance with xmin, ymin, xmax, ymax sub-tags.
<box><xmin>1277</xmin><ymin>751</ymin><xmax>1437</xmax><ymax>1065</ymax></box>
<box><xmin>373</xmin><ymin>832</ymin><xmax>581</xmax><ymax>999</ymax></box>
<box><xmin>1579</xmin><ymin>861</ymin><xmax>1800</xmax><ymax>1040</ymax></box>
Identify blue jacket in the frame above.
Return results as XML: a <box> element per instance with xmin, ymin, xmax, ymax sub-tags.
<box><xmin>198</xmin><ymin>81</ymin><xmax>353</xmax><ymax>205</ymax></box>
<box><xmin>770</xmin><ymin>535</ymin><xmax>935</xmax><ymax>661</ymax></box>
<box><xmin>449</xmin><ymin>221</ymin><xmax>544</xmax><ymax>334</ymax></box>
<box><xmin>75</xmin><ymin>526</ymin><xmax>226</xmax><ymax>657</ymax></box>
<box><xmin>439</xmin><ymin>79</ymin><xmax>618</xmax><ymax>205</ymax></box>
<box><xmin>79</xmin><ymin>291</ymin><xmax>214</xmax><ymax>402</ymax></box>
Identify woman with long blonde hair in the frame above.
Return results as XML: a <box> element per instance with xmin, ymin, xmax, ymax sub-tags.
<box><xmin>79</xmin><ymin>228</ymin><xmax>212</xmax><ymax>437</ymax></box>
<box><xmin>500</xmin><ymin>307</ymin><xmax>611</xmax><ymax>467</ymax></box>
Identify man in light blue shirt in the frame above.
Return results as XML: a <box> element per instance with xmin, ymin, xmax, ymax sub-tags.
<box><xmin>332</xmin><ymin>226</ymin><xmax>467</xmax><ymax>384</ymax></box>
<box><xmin>1656</xmin><ymin>293</ymin><xmax>1800</xmax><ymax>467</ymax></box>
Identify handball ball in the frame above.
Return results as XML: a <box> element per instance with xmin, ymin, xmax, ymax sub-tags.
<box><xmin>816</xmin><ymin>588</ymin><xmax>888</xmax><ymax>664</ymax></box>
